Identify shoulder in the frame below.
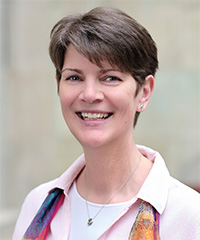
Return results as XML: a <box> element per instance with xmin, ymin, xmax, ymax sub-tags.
<box><xmin>22</xmin><ymin>178</ymin><xmax>59</xmax><ymax>216</ymax></box>
<box><xmin>12</xmin><ymin>155</ymin><xmax>85</xmax><ymax>240</ymax></box>
<box><xmin>159</xmin><ymin>177</ymin><xmax>200</xmax><ymax>239</ymax></box>
<box><xmin>12</xmin><ymin>178</ymin><xmax>58</xmax><ymax>240</ymax></box>
<box><xmin>169</xmin><ymin>176</ymin><xmax>200</xmax><ymax>205</ymax></box>
<box><xmin>24</xmin><ymin>178</ymin><xmax>58</xmax><ymax>209</ymax></box>
<box><xmin>165</xmin><ymin>177</ymin><xmax>200</xmax><ymax>235</ymax></box>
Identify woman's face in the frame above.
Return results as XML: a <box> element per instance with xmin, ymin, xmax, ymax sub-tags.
<box><xmin>59</xmin><ymin>44</ymin><xmax>149</xmax><ymax>149</ymax></box>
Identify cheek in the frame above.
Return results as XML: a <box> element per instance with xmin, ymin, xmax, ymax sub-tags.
<box><xmin>59</xmin><ymin>91</ymin><xmax>69</xmax><ymax>107</ymax></box>
<box><xmin>59</xmin><ymin>86</ymin><xmax>77</xmax><ymax>107</ymax></box>
<box><xmin>59</xmin><ymin>91</ymin><xmax>76</xmax><ymax>128</ymax></box>
<box><xmin>110</xmin><ymin>93</ymin><xmax>136</xmax><ymax>125</ymax></box>
<box><xmin>117</xmin><ymin>91</ymin><xmax>137</xmax><ymax>123</ymax></box>
<box><xmin>59</xmin><ymin>93</ymin><xmax>74</xmax><ymax>118</ymax></box>
<box><xmin>114</xmin><ymin>87</ymin><xmax>136</xmax><ymax>111</ymax></box>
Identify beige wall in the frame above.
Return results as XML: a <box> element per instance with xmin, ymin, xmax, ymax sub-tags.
<box><xmin>0</xmin><ymin>0</ymin><xmax>199</xmax><ymax>238</ymax></box>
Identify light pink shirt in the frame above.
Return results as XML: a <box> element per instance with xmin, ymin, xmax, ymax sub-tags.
<box><xmin>12</xmin><ymin>145</ymin><xmax>200</xmax><ymax>240</ymax></box>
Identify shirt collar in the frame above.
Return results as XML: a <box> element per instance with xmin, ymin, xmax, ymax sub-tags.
<box><xmin>136</xmin><ymin>145</ymin><xmax>170</xmax><ymax>214</ymax></box>
<box><xmin>53</xmin><ymin>154</ymin><xmax>85</xmax><ymax>193</ymax></box>
<box><xmin>51</xmin><ymin>145</ymin><xmax>170</xmax><ymax>214</ymax></box>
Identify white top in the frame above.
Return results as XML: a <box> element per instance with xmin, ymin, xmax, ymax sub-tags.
<box><xmin>12</xmin><ymin>145</ymin><xmax>200</xmax><ymax>240</ymax></box>
<box><xmin>68</xmin><ymin>181</ymin><xmax>134</xmax><ymax>240</ymax></box>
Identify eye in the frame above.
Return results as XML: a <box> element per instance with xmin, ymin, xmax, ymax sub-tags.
<box><xmin>66</xmin><ymin>75</ymin><xmax>81</xmax><ymax>82</ymax></box>
<box><xmin>103</xmin><ymin>76</ymin><xmax>121</xmax><ymax>83</ymax></box>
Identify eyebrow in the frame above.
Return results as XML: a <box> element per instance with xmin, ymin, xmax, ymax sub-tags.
<box><xmin>99</xmin><ymin>68</ymin><xmax>120</xmax><ymax>74</ymax></box>
<box><xmin>61</xmin><ymin>67</ymin><xmax>120</xmax><ymax>74</ymax></box>
<box><xmin>61</xmin><ymin>68</ymin><xmax>82</xmax><ymax>74</ymax></box>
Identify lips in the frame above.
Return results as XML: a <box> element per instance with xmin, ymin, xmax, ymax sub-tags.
<box><xmin>76</xmin><ymin>112</ymin><xmax>113</xmax><ymax>121</ymax></box>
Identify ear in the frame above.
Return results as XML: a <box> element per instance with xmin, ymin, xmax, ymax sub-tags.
<box><xmin>137</xmin><ymin>75</ymin><xmax>154</xmax><ymax>112</ymax></box>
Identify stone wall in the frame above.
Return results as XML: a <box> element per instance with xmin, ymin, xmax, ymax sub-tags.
<box><xmin>0</xmin><ymin>0</ymin><xmax>199</xmax><ymax>239</ymax></box>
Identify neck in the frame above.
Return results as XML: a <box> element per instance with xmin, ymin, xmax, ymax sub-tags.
<box><xmin>77</xmin><ymin>138</ymin><xmax>152</xmax><ymax>204</ymax></box>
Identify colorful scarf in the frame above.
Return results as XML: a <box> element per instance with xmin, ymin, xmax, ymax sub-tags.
<box><xmin>22</xmin><ymin>188</ymin><xmax>64</xmax><ymax>240</ymax></box>
<box><xmin>129</xmin><ymin>200</ymin><xmax>160</xmax><ymax>239</ymax></box>
<box><xmin>22</xmin><ymin>188</ymin><xmax>160</xmax><ymax>240</ymax></box>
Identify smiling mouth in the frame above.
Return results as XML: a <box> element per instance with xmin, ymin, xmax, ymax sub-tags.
<box><xmin>76</xmin><ymin>112</ymin><xmax>113</xmax><ymax>121</ymax></box>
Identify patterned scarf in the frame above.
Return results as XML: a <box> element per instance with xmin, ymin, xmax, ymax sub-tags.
<box><xmin>129</xmin><ymin>200</ymin><xmax>160</xmax><ymax>239</ymax></box>
<box><xmin>22</xmin><ymin>188</ymin><xmax>64</xmax><ymax>240</ymax></box>
<box><xmin>22</xmin><ymin>188</ymin><xmax>160</xmax><ymax>240</ymax></box>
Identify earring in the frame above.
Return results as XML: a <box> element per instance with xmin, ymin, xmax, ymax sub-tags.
<box><xmin>140</xmin><ymin>104</ymin><xmax>144</xmax><ymax>110</ymax></box>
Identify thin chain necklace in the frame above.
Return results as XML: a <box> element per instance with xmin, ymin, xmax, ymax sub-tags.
<box><xmin>85</xmin><ymin>153</ymin><xmax>142</xmax><ymax>226</ymax></box>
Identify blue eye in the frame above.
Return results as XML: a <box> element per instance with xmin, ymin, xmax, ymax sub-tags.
<box><xmin>105</xmin><ymin>76</ymin><xmax>121</xmax><ymax>82</ymax></box>
<box><xmin>66</xmin><ymin>75</ymin><xmax>81</xmax><ymax>81</ymax></box>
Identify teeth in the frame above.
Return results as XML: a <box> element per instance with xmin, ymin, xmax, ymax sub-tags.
<box><xmin>80</xmin><ymin>112</ymin><xmax>110</xmax><ymax>120</ymax></box>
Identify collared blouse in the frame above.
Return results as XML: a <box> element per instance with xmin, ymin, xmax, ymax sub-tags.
<box><xmin>12</xmin><ymin>145</ymin><xmax>200</xmax><ymax>240</ymax></box>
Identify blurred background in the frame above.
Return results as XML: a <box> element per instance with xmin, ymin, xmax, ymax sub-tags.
<box><xmin>0</xmin><ymin>0</ymin><xmax>199</xmax><ymax>239</ymax></box>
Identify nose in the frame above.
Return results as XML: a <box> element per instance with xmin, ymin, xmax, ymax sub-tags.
<box><xmin>79</xmin><ymin>79</ymin><xmax>104</xmax><ymax>103</ymax></box>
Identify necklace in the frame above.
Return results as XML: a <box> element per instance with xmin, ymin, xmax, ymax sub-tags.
<box><xmin>85</xmin><ymin>153</ymin><xmax>142</xmax><ymax>226</ymax></box>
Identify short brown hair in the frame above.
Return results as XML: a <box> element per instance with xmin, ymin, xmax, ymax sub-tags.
<box><xmin>49</xmin><ymin>7</ymin><xmax>158</xmax><ymax>126</ymax></box>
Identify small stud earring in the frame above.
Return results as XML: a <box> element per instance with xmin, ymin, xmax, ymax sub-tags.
<box><xmin>140</xmin><ymin>104</ymin><xmax>144</xmax><ymax>110</ymax></box>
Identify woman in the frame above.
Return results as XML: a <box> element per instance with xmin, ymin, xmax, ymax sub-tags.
<box><xmin>12</xmin><ymin>7</ymin><xmax>200</xmax><ymax>240</ymax></box>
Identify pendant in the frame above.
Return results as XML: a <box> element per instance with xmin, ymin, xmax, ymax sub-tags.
<box><xmin>88</xmin><ymin>218</ymin><xmax>93</xmax><ymax>226</ymax></box>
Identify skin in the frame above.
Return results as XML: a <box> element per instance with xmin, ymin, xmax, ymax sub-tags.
<box><xmin>58</xmin><ymin>44</ymin><xmax>154</xmax><ymax>204</ymax></box>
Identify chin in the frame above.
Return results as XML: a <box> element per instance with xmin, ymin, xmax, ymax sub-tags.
<box><xmin>76</xmin><ymin>133</ymin><xmax>110</xmax><ymax>149</ymax></box>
